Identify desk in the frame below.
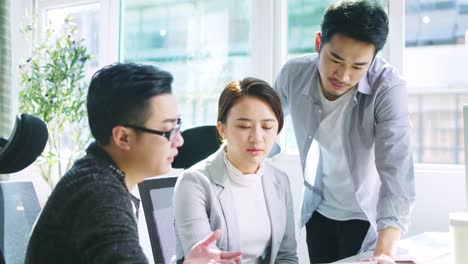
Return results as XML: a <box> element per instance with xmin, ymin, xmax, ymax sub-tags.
<box><xmin>334</xmin><ymin>232</ymin><xmax>451</xmax><ymax>264</ymax></box>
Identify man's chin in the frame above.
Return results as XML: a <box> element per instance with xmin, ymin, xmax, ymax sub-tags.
<box><xmin>152</xmin><ymin>166</ymin><xmax>171</xmax><ymax>177</ymax></box>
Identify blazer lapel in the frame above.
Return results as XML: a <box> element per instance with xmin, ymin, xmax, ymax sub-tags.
<box><xmin>262</xmin><ymin>164</ymin><xmax>284</xmax><ymax>263</ymax></box>
<box><xmin>207</xmin><ymin>147</ymin><xmax>241</xmax><ymax>251</ymax></box>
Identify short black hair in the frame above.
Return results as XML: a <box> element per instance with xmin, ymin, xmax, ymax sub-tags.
<box><xmin>87</xmin><ymin>63</ymin><xmax>173</xmax><ymax>145</ymax></box>
<box><xmin>321</xmin><ymin>0</ymin><xmax>389</xmax><ymax>53</ymax></box>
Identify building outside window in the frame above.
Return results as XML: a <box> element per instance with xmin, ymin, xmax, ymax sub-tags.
<box><xmin>44</xmin><ymin>2</ymin><xmax>100</xmax><ymax>78</ymax></box>
<box><xmin>37</xmin><ymin>0</ymin><xmax>468</xmax><ymax>165</ymax></box>
<box><xmin>405</xmin><ymin>0</ymin><xmax>468</xmax><ymax>164</ymax></box>
<box><xmin>285</xmin><ymin>0</ymin><xmax>468</xmax><ymax>165</ymax></box>
<box><xmin>284</xmin><ymin>0</ymin><xmax>335</xmax><ymax>151</ymax></box>
<box><xmin>122</xmin><ymin>0</ymin><xmax>252</xmax><ymax>129</ymax></box>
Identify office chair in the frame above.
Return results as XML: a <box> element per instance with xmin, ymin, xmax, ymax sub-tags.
<box><xmin>0</xmin><ymin>181</ymin><xmax>41</xmax><ymax>264</ymax></box>
<box><xmin>172</xmin><ymin>125</ymin><xmax>281</xmax><ymax>169</ymax></box>
<box><xmin>0</xmin><ymin>113</ymin><xmax>48</xmax><ymax>174</ymax></box>
<box><xmin>0</xmin><ymin>114</ymin><xmax>47</xmax><ymax>263</ymax></box>
<box><xmin>172</xmin><ymin>125</ymin><xmax>222</xmax><ymax>169</ymax></box>
<box><xmin>138</xmin><ymin>176</ymin><xmax>178</xmax><ymax>264</ymax></box>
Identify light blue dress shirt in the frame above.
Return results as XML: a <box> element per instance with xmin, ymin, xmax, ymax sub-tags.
<box><xmin>274</xmin><ymin>54</ymin><xmax>415</xmax><ymax>252</ymax></box>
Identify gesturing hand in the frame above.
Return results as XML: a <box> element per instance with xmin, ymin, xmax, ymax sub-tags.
<box><xmin>184</xmin><ymin>230</ymin><xmax>242</xmax><ymax>264</ymax></box>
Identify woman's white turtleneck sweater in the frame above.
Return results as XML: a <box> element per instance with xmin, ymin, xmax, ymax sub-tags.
<box><xmin>223</xmin><ymin>152</ymin><xmax>272</xmax><ymax>264</ymax></box>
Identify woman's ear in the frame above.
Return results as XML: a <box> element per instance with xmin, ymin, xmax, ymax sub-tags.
<box><xmin>216</xmin><ymin>121</ymin><xmax>225</xmax><ymax>139</ymax></box>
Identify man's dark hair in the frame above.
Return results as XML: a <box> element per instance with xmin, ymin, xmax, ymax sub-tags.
<box><xmin>87</xmin><ymin>63</ymin><xmax>173</xmax><ymax>145</ymax></box>
<box><xmin>320</xmin><ymin>0</ymin><xmax>389</xmax><ymax>53</ymax></box>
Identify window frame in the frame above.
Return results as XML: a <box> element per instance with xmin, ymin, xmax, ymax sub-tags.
<box><xmin>388</xmin><ymin>0</ymin><xmax>465</xmax><ymax>173</ymax></box>
<box><xmin>35</xmin><ymin>0</ymin><xmax>466</xmax><ymax>173</ymax></box>
<box><xmin>36</xmin><ymin>0</ymin><xmax>120</xmax><ymax>68</ymax></box>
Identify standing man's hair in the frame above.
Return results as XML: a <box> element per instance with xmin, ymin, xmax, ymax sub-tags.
<box><xmin>320</xmin><ymin>0</ymin><xmax>389</xmax><ymax>53</ymax></box>
<box><xmin>87</xmin><ymin>63</ymin><xmax>173</xmax><ymax>145</ymax></box>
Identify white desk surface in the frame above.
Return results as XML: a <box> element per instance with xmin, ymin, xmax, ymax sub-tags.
<box><xmin>334</xmin><ymin>232</ymin><xmax>451</xmax><ymax>264</ymax></box>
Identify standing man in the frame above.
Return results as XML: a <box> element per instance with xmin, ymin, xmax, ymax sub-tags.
<box><xmin>274</xmin><ymin>1</ymin><xmax>415</xmax><ymax>263</ymax></box>
<box><xmin>26</xmin><ymin>63</ymin><xmax>241</xmax><ymax>264</ymax></box>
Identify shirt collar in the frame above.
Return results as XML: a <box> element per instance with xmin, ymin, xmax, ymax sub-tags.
<box><xmin>357</xmin><ymin>68</ymin><xmax>372</xmax><ymax>95</ymax></box>
<box><xmin>222</xmin><ymin>149</ymin><xmax>263</xmax><ymax>186</ymax></box>
<box><xmin>86</xmin><ymin>141</ymin><xmax>141</xmax><ymax>218</ymax></box>
<box><xmin>86</xmin><ymin>141</ymin><xmax>126</xmax><ymax>180</ymax></box>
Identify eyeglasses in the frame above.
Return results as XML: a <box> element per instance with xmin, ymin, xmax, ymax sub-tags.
<box><xmin>122</xmin><ymin>118</ymin><xmax>182</xmax><ymax>142</ymax></box>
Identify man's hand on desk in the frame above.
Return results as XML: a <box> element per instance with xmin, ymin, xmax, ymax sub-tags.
<box><xmin>184</xmin><ymin>230</ymin><xmax>242</xmax><ymax>264</ymax></box>
<box><xmin>363</xmin><ymin>254</ymin><xmax>395</xmax><ymax>264</ymax></box>
<box><xmin>363</xmin><ymin>226</ymin><xmax>401</xmax><ymax>264</ymax></box>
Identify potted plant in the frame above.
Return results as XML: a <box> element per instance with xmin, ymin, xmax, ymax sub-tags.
<box><xmin>19</xmin><ymin>16</ymin><xmax>92</xmax><ymax>189</ymax></box>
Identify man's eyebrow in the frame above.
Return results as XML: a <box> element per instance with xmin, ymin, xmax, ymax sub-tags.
<box><xmin>330</xmin><ymin>50</ymin><xmax>369</xmax><ymax>66</ymax></box>
<box><xmin>162</xmin><ymin>118</ymin><xmax>179</xmax><ymax>124</ymax></box>
<box><xmin>330</xmin><ymin>50</ymin><xmax>344</xmax><ymax>61</ymax></box>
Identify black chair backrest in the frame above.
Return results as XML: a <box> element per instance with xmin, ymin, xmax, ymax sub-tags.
<box><xmin>172</xmin><ymin>125</ymin><xmax>281</xmax><ymax>169</ymax></box>
<box><xmin>0</xmin><ymin>181</ymin><xmax>41</xmax><ymax>264</ymax></box>
<box><xmin>138</xmin><ymin>176</ymin><xmax>178</xmax><ymax>264</ymax></box>
<box><xmin>172</xmin><ymin>125</ymin><xmax>222</xmax><ymax>169</ymax></box>
<box><xmin>0</xmin><ymin>114</ymin><xmax>48</xmax><ymax>173</ymax></box>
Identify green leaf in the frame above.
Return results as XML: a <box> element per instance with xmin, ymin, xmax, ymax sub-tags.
<box><xmin>19</xmin><ymin>16</ymin><xmax>91</xmax><ymax>188</ymax></box>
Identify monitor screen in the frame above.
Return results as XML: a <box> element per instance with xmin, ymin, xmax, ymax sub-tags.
<box><xmin>150</xmin><ymin>187</ymin><xmax>176</xmax><ymax>263</ymax></box>
<box><xmin>138</xmin><ymin>176</ymin><xmax>178</xmax><ymax>264</ymax></box>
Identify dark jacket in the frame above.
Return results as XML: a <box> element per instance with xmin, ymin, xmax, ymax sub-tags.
<box><xmin>25</xmin><ymin>142</ymin><xmax>148</xmax><ymax>264</ymax></box>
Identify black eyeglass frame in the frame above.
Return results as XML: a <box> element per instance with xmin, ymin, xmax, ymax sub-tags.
<box><xmin>122</xmin><ymin>118</ymin><xmax>182</xmax><ymax>141</ymax></box>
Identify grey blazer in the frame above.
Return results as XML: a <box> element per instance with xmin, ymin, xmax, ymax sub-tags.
<box><xmin>173</xmin><ymin>147</ymin><xmax>298</xmax><ymax>264</ymax></box>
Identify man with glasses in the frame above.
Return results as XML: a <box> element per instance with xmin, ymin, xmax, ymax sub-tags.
<box><xmin>122</xmin><ymin>116</ymin><xmax>182</xmax><ymax>142</ymax></box>
<box><xmin>26</xmin><ymin>63</ymin><xmax>241</xmax><ymax>264</ymax></box>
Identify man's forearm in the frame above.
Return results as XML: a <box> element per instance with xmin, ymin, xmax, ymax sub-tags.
<box><xmin>374</xmin><ymin>226</ymin><xmax>401</xmax><ymax>258</ymax></box>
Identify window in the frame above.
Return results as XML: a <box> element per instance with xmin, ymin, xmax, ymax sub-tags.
<box><xmin>288</xmin><ymin>0</ymin><xmax>335</xmax><ymax>57</ymax></box>
<box><xmin>405</xmin><ymin>0</ymin><xmax>468</xmax><ymax>164</ymax></box>
<box><xmin>121</xmin><ymin>0</ymin><xmax>252</xmax><ymax>128</ymax></box>
<box><xmin>26</xmin><ymin>0</ymin><xmax>113</xmax><ymax>184</ymax></box>
<box><xmin>283</xmin><ymin>0</ymin><xmax>467</xmax><ymax>165</ymax></box>
<box><xmin>284</xmin><ymin>0</ymin><xmax>389</xmax><ymax>153</ymax></box>
<box><xmin>285</xmin><ymin>0</ymin><xmax>336</xmax><ymax>152</ymax></box>
<box><xmin>34</xmin><ymin>0</ymin><xmax>467</xmax><ymax>166</ymax></box>
<box><xmin>44</xmin><ymin>2</ymin><xmax>101</xmax><ymax>77</ymax></box>
<box><xmin>37</xmin><ymin>0</ymin><xmax>120</xmax><ymax>69</ymax></box>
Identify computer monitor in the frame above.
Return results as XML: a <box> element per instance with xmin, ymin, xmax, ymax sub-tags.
<box><xmin>138</xmin><ymin>176</ymin><xmax>178</xmax><ymax>264</ymax></box>
<box><xmin>0</xmin><ymin>181</ymin><xmax>41</xmax><ymax>264</ymax></box>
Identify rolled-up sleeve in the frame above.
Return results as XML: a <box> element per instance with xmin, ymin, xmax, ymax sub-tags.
<box><xmin>374</xmin><ymin>80</ymin><xmax>416</xmax><ymax>234</ymax></box>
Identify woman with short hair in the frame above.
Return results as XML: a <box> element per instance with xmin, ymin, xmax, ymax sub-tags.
<box><xmin>173</xmin><ymin>77</ymin><xmax>298</xmax><ymax>264</ymax></box>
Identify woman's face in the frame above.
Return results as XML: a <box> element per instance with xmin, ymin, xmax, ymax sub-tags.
<box><xmin>217</xmin><ymin>96</ymin><xmax>279</xmax><ymax>174</ymax></box>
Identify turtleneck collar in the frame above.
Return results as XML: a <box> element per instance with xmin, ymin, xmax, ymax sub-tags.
<box><xmin>222</xmin><ymin>148</ymin><xmax>264</xmax><ymax>186</ymax></box>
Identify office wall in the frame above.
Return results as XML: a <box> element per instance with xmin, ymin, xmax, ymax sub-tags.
<box><xmin>406</xmin><ymin>164</ymin><xmax>466</xmax><ymax>237</ymax></box>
